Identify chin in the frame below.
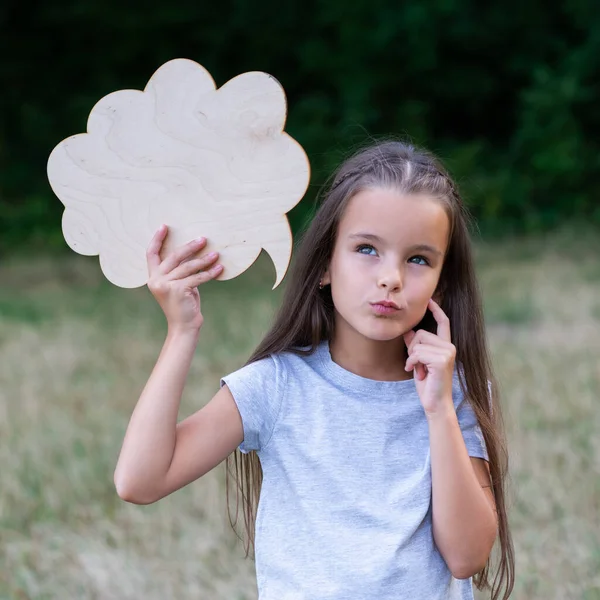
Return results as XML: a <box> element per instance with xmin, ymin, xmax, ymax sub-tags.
<box><xmin>369</xmin><ymin>332</ymin><xmax>404</xmax><ymax>342</ymax></box>
<box><xmin>358</xmin><ymin>323</ymin><xmax>404</xmax><ymax>342</ymax></box>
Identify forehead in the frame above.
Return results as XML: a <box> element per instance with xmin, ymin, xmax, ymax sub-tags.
<box><xmin>338</xmin><ymin>187</ymin><xmax>450</xmax><ymax>249</ymax></box>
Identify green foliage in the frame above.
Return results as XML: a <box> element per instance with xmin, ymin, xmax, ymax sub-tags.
<box><xmin>2</xmin><ymin>0</ymin><xmax>599</xmax><ymax>252</ymax></box>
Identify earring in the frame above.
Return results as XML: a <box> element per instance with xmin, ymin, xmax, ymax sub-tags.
<box><xmin>319</xmin><ymin>279</ymin><xmax>324</xmax><ymax>290</ymax></box>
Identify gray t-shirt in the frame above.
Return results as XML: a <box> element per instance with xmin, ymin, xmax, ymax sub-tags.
<box><xmin>220</xmin><ymin>340</ymin><xmax>488</xmax><ymax>600</ymax></box>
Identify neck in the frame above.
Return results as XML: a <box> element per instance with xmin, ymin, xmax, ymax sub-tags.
<box><xmin>328</xmin><ymin>330</ymin><xmax>412</xmax><ymax>382</ymax></box>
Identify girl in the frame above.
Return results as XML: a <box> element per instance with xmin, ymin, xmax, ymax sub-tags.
<box><xmin>115</xmin><ymin>141</ymin><xmax>515</xmax><ymax>600</ymax></box>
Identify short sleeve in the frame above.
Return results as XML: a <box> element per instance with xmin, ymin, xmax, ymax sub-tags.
<box><xmin>453</xmin><ymin>373</ymin><xmax>489</xmax><ymax>461</ymax></box>
<box><xmin>220</xmin><ymin>354</ymin><xmax>286</xmax><ymax>454</ymax></box>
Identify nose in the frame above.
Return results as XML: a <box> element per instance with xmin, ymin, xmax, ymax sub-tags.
<box><xmin>377</xmin><ymin>263</ymin><xmax>403</xmax><ymax>292</ymax></box>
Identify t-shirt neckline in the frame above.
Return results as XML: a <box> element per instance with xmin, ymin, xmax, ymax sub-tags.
<box><xmin>316</xmin><ymin>339</ymin><xmax>416</xmax><ymax>396</ymax></box>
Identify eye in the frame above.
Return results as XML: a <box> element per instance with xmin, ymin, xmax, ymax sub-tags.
<box><xmin>408</xmin><ymin>255</ymin><xmax>430</xmax><ymax>266</ymax></box>
<box><xmin>356</xmin><ymin>244</ymin><xmax>378</xmax><ymax>256</ymax></box>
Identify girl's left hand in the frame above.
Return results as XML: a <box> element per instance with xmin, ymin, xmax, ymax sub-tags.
<box><xmin>403</xmin><ymin>298</ymin><xmax>456</xmax><ymax>418</ymax></box>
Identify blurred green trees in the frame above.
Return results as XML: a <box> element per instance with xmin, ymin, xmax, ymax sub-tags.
<box><xmin>2</xmin><ymin>0</ymin><xmax>599</xmax><ymax>251</ymax></box>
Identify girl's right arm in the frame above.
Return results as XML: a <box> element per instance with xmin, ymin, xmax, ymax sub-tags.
<box><xmin>113</xmin><ymin>225</ymin><xmax>244</xmax><ymax>505</ymax></box>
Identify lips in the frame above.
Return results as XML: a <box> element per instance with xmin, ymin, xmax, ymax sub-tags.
<box><xmin>370</xmin><ymin>301</ymin><xmax>401</xmax><ymax>316</ymax></box>
<box><xmin>372</xmin><ymin>300</ymin><xmax>400</xmax><ymax>309</ymax></box>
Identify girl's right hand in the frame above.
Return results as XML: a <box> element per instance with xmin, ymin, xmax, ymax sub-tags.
<box><xmin>146</xmin><ymin>225</ymin><xmax>223</xmax><ymax>334</ymax></box>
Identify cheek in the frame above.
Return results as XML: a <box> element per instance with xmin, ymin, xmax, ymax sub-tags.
<box><xmin>329</xmin><ymin>260</ymin><xmax>367</xmax><ymax>307</ymax></box>
<box><xmin>331</xmin><ymin>253</ymin><xmax>361</xmax><ymax>284</ymax></box>
<box><xmin>405</xmin><ymin>276</ymin><xmax>439</xmax><ymax>307</ymax></box>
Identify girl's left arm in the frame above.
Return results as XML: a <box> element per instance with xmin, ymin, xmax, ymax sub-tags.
<box><xmin>403</xmin><ymin>299</ymin><xmax>498</xmax><ymax>580</ymax></box>
<box><xmin>427</xmin><ymin>408</ymin><xmax>498</xmax><ymax>579</ymax></box>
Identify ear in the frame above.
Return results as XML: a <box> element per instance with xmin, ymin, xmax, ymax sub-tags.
<box><xmin>321</xmin><ymin>267</ymin><xmax>331</xmax><ymax>286</ymax></box>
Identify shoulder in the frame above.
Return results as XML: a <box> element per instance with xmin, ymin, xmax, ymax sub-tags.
<box><xmin>452</xmin><ymin>361</ymin><xmax>493</xmax><ymax>413</ymax></box>
<box><xmin>220</xmin><ymin>346</ymin><xmax>311</xmax><ymax>384</ymax></box>
<box><xmin>220</xmin><ymin>343</ymin><xmax>325</xmax><ymax>394</ymax></box>
<box><xmin>451</xmin><ymin>361</ymin><xmax>467</xmax><ymax>408</ymax></box>
<box><xmin>220</xmin><ymin>353</ymin><xmax>285</xmax><ymax>388</ymax></box>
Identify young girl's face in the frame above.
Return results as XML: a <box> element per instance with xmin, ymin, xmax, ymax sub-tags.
<box><xmin>322</xmin><ymin>187</ymin><xmax>450</xmax><ymax>343</ymax></box>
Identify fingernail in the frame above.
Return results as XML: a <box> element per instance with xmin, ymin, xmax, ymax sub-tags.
<box><xmin>195</xmin><ymin>237</ymin><xmax>206</xmax><ymax>243</ymax></box>
<box><xmin>207</xmin><ymin>251</ymin><xmax>218</xmax><ymax>259</ymax></box>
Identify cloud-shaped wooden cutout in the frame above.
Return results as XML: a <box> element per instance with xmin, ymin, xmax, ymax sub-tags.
<box><xmin>47</xmin><ymin>58</ymin><xmax>310</xmax><ymax>289</ymax></box>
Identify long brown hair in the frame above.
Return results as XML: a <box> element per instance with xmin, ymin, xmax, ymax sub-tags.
<box><xmin>225</xmin><ymin>140</ymin><xmax>515</xmax><ymax>599</ymax></box>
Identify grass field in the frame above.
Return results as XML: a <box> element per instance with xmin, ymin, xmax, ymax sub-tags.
<box><xmin>1</xmin><ymin>228</ymin><xmax>599</xmax><ymax>599</ymax></box>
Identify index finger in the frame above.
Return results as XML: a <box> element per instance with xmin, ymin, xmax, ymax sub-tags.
<box><xmin>146</xmin><ymin>224</ymin><xmax>167</xmax><ymax>272</ymax></box>
<box><xmin>428</xmin><ymin>298</ymin><xmax>451</xmax><ymax>343</ymax></box>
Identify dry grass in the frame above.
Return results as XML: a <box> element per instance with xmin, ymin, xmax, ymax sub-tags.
<box><xmin>1</xmin><ymin>229</ymin><xmax>599</xmax><ymax>599</ymax></box>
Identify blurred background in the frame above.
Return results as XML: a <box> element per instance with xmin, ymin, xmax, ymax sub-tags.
<box><xmin>1</xmin><ymin>1</ymin><xmax>599</xmax><ymax>599</ymax></box>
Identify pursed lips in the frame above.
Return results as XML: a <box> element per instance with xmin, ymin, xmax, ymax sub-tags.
<box><xmin>371</xmin><ymin>300</ymin><xmax>400</xmax><ymax>309</ymax></box>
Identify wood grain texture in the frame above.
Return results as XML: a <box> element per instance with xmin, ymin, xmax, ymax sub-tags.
<box><xmin>47</xmin><ymin>58</ymin><xmax>311</xmax><ymax>289</ymax></box>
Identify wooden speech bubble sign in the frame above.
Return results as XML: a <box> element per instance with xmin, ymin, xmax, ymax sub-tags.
<box><xmin>47</xmin><ymin>58</ymin><xmax>311</xmax><ymax>289</ymax></box>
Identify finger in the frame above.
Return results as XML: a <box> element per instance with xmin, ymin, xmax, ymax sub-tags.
<box><xmin>146</xmin><ymin>224</ymin><xmax>168</xmax><ymax>273</ymax></box>
<box><xmin>405</xmin><ymin>347</ymin><xmax>446</xmax><ymax>369</ymax></box>
<box><xmin>161</xmin><ymin>237</ymin><xmax>207</xmax><ymax>275</ymax></box>
<box><xmin>405</xmin><ymin>346</ymin><xmax>449</xmax><ymax>371</ymax></box>
<box><xmin>168</xmin><ymin>251</ymin><xmax>219</xmax><ymax>281</ymax></box>
<box><xmin>414</xmin><ymin>362</ymin><xmax>427</xmax><ymax>381</ymax></box>
<box><xmin>410</xmin><ymin>358</ymin><xmax>430</xmax><ymax>381</ymax></box>
<box><xmin>428</xmin><ymin>299</ymin><xmax>451</xmax><ymax>343</ymax></box>
<box><xmin>407</xmin><ymin>329</ymin><xmax>451</xmax><ymax>356</ymax></box>
<box><xmin>180</xmin><ymin>263</ymin><xmax>223</xmax><ymax>287</ymax></box>
<box><xmin>407</xmin><ymin>344</ymin><xmax>448</xmax><ymax>361</ymax></box>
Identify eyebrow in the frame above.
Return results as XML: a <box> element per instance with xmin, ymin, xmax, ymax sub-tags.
<box><xmin>348</xmin><ymin>233</ymin><xmax>443</xmax><ymax>257</ymax></box>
